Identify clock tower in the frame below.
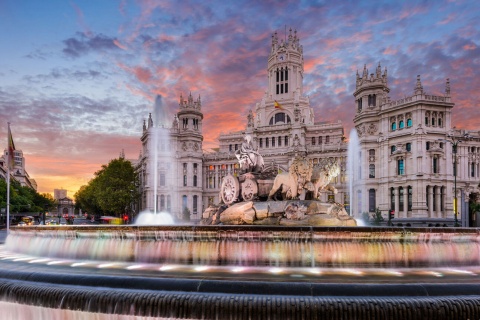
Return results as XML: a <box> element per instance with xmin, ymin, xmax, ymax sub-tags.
<box><xmin>254</xmin><ymin>28</ymin><xmax>314</xmax><ymax>129</ymax></box>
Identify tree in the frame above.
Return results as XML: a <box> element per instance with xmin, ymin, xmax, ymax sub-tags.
<box><xmin>0</xmin><ymin>179</ymin><xmax>56</xmax><ymax>215</ymax></box>
<box><xmin>74</xmin><ymin>157</ymin><xmax>139</xmax><ymax>217</ymax></box>
<box><xmin>361</xmin><ymin>208</ymin><xmax>385</xmax><ymax>226</ymax></box>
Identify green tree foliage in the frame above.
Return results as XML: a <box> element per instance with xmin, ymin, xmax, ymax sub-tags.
<box><xmin>361</xmin><ymin>208</ymin><xmax>385</xmax><ymax>226</ymax></box>
<box><xmin>74</xmin><ymin>158</ymin><xmax>138</xmax><ymax>217</ymax></box>
<box><xmin>0</xmin><ymin>179</ymin><xmax>56</xmax><ymax>213</ymax></box>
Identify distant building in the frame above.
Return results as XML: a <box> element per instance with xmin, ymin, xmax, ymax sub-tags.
<box><xmin>137</xmin><ymin>29</ymin><xmax>480</xmax><ymax>227</ymax></box>
<box><xmin>1</xmin><ymin>149</ymin><xmax>37</xmax><ymax>190</ymax></box>
<box><xmin>54</xmin><ymin>189</ymin><xmax>68</xmax><ymax>201</ymax></box>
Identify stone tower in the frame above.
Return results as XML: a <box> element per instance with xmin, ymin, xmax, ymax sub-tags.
<box><xmin>172</xmin><ymin>92</ymin><xmax>204</xmax><ymax>219</ymax></box>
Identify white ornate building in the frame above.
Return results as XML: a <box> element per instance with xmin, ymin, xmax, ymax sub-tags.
<box><xmin>138</xmin><ymin>29</ymin><xmax>480</xmax><ymax>227</ymax></box>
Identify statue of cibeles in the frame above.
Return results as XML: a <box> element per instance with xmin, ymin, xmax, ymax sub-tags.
<box><xmin>235</xmin><ymin>134</ymin><xmax>264</xmax><ymax>173</ymax></box>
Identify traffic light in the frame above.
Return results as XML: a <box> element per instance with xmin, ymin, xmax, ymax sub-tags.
<box><xmin>389</xmin><ymin>210</ymin><xmax>395</xmax><ymax>220</ymax></box>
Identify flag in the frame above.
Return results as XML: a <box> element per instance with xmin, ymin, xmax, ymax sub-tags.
<box><xmin>7</xmin><ymin>123</ymin><xmax>15</xmax><ymax>170</ymax></box>
<box><xmin>274</xmin><ymin>100</ymin><xmax>284</xmax><ymax>110</ymax></box>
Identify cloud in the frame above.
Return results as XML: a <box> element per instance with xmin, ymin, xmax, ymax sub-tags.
<box><xmin>62</xmin><ymin>32</ymin><xmax>120</xmax><ymax>58</ymax></box>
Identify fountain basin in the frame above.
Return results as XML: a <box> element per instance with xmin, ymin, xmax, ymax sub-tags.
<box><xmin>1</xmin><ymin>225</ymin><xmax>480</xmax><ymax>319</ymax></box>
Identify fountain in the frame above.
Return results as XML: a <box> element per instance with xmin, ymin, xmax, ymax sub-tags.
<box><xmin>1</xmin><ymin>135</ymin><xmax>480</xmax><ymax>319</ymax></box>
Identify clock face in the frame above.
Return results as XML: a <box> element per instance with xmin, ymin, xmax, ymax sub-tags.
<box><xmin>277</xmin><ymin>54</ymin><xmax>285</xmax><ymax>61</ymax></box>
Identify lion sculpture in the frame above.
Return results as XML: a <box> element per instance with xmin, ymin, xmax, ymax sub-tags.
<box><xmin>268</xmin><ymin>157</ymin><xmax>313</xmax><ymax>200</ymax></box>
<box><xmin>310</xmin><ymin>158</ymin><xmax>341</xmax><ymax>199</ymax></box>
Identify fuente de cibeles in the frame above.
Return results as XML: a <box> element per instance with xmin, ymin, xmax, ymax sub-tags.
<box><xmin>202</xmin><ymin>134</ymin><xmax>356</xmax><ymax>227</ymax></box>
<box><xmin>2</xmin><ymin>28</ymin><xmax>480</xmax><ymax>320</ymax></box>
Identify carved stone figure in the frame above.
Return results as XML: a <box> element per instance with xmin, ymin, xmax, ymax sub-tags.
<box><xmin>235</xmin><ymin>134</ymin><xmax>264</xmax><ymax>173</ymax></box>
<box><xmin>268</xmin><ymin>157</ymin><xmax>313</xmax><ymax>200</ymax></box>
<box><xmin>310</xmin><ymin>158</ymin><xmax>341</xmax><ymax>199</ymax></box>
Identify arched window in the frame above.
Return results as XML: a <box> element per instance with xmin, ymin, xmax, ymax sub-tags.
<box><xmin>391</xmin><ymin>146</ymin><xmax>396</xmax><ymax>154</ymax></box>
<box><xmin>284</xmin><ymin>136</ymin><xmax>288</xmax><ymax>146</ymax></box>
<box><xmin>182</xmin><ymin>195</ymin><xmax>187</xmax><ymax>211</ymax></box>
<box><xmin>167</xmin><ymin>195</ymin><xmax>171</xmax><ymax>211</ymax></box>
<box><xmin>438</xmin><ymin>118</ymin><xmax>442</xmax><ymax>127</ymax></box>
<box><xmin>269</xmin><ymin>113</ymin><xmax>291</xmax><ymax>125</ymax></box>
<box><xmin>391</xmin><ymin>122</ymin><xmax>397</xmax><ymax>131</ymax></box>
<box><xmin>278</xmin><ymin>136</ymin><xmax>282</xmax><ymax>146</ymax></box>
<box><xmin>399</xmin><ymin>120</ymin><xmax>404</xmax><ymax>129</ymax></box>
<box><xmin>406</xmin><ymin>143</ymin><xmax>412</xmax><ymax>152</ymax></box>
<box><xmin>369</xmin><ymin>164</ymin><xmax>375</xmax><ymax>178</ymax></box>
<box><xmin>407</xmin><ymin>118</ymin><xmax>412</xmax><ymax>127</ymax></box>
<box><xmin>432</xmin><ymin>118</ymin><xmax>435</xmax><ymax>126</ymax></box>
<box><xmin>358</xmin><ymin>99</ymin><xmax>362</xmax><ymax>111</ymax></box>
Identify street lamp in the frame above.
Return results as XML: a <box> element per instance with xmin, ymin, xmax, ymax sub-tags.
<box><xmin>439</xmin><ymin>132</ymin><xmax>471</xmax><ymax>227</ymax></box>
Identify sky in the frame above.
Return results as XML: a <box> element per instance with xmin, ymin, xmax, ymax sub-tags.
<box><xmin>0</xmin><ymin>0</ymin><xmax>479</xmax><ymax>197</ymax></box>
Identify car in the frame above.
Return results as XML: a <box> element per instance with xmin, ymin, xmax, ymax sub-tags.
<box><xmin>18</xmin><ymin>221</ymin><xmax>27</xmax><ymax>227</ymax></box>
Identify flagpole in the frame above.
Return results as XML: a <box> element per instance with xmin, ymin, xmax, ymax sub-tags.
<box><xmin>6</xmin><ymin>122</ymin><xmax>10</xmax><ymax>234</ymax></box>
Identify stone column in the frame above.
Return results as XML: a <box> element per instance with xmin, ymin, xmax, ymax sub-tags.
<box><xmin>435</xmin><ymin>186</ymin><xmax>442</xmax><ymax>218</ymax></box>
<box><xmin>403</xmin><ymin>187</ymin><xmax>409</xmax><ymax>218</ymax></box>
<box><xmin>394</xmin><ymin>187</ymin><xmax>399</xmax><ymax>218</ymax></box>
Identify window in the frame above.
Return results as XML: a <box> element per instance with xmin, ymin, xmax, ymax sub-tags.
<box><xmin>193</xmin><ymin>195</ymin><xmax>198</xmax><ymax>214</ymax></box>
<box><xmin>432</xmin><ymin>118</ymin><xmax>435</xmax><ymax>126</ymax></box>
<box><xmin>391</xmin><ymin>122</ymin><xmax>396</xmax><ymax>131</ymax></box>
<box><xmin>433</xmin><ymin>157</ymin><xmax>439</xmax><ymax>174</ymax></box>
<box><xmin>368</xmin><ymin>94</ymin><xmax>376</xmax><ymax>107</ymax></box>
<box><xmin>325</xmin><ymin>136</ymin><xmax>330</xmax><ymax>144</ymax></box>
<box><xmin>426</xmin><ymin>142</ymin><xmax>430</xmax><ymax>150</ymax></box>
<box><xmin>266</xmin><ymin>138</ymin><xmax>269</xmax><ymax>148</ymax></box>
<box><xmin>399</xmin><ymin>187</ymin><xmax>404</xmax><ymax>212</ymax></box>
<box><xmin>259</xmin><ymin>138</ymin><xmax>263</xmax><ymax>148</ymax></box>
<box><xmin>167</xmin><ymin>195</ymin><xmax>171</xmax><ymax>211</ymax></box>
<box><xmin>284</xmin><ymin>136</ymin><xmax>288</xmax><ymax>146</ymax></box>
<box><xmin>160</xmin><ymin>195</ymin><xmax>165</xmax><ymax>211</ymax></box>
<box><xmin>407</xmin><ymin>119</ymin><xmax>412</xmax><ymax>127</ymax></box>
<box><xmin>390</xmin><ymin>188</ymin><xmax>395</xmax><ymax>211</ymax></box>
<box><xmin>235</xmin><ymin>144</ymin><xmax>238</xmax><ymax>151</ymax></box>
<box><xmin>193</xmin><ymin>175</ymin><xmax>197</xmax><ymax>187</ymax></box>
<box><xmin>183</xmin><ymin>175</ymin><xmax>187</xmax><ymax>186</ymax></box>
<box><xmin>399</xmin><ymin>120</ymin><xmax>404</xmax><ymax>129</ymax></box>
<box><xmin>318</xmin><ymin>136</ymin><xmax>323</xmax><ymax>144</ymax></box>
<box><xmin>369</xmin><ymin>164</ymin><xmax>375</xmax><ymax>178</ymax></box>
<box><xmin>398</xmin><ymin>159</ymin><xmax>404</xmax><ymax>175</ymax></box>
<box><xmin>369</xmin><ymin>149</ymin><xmax>375</xmax><ymax>157</ymax></box>
<box><xmin>391</xmin><ymin>146</ymin><xmax>396</xmax><ymax>154</ymax></box>
<box><xmin>229</xmin><ymin>144</ymin><xmax>232</xmax><ymax>152</ymax></box>
<box><xmin>272</xmin><ymin>137</ymin><xmax>275</xmax><ymax>147</ymax></box>
<box><xmin>406</xmin><ymin>143</ymin><xmax>412</xmax><ymax>152</ymax></box>
<box><xmin>358</xmin><ymin>99</ymin><xmax>362</xmax><ymax>111</ymax></box>
<box><xmin>369</xmin><ymin>189</ymin><xmax>376</xmax><ymax>212</ymax></box>
<box><xmin>312</xmin><ymin>137</ymin><xmax>316</xmax><ymax>145</ymax></box>
<box><xmin>438</xmin><ymin>118</ymin><xmax>442</xmax><ymax>127</ymax></box>
<box><xmin>160</xmin><ymin>173</ymin><xmax>166</xmax><ymax>186</ymax></box>
<box><xmin>270</xmin><ymin>113</ymin><xmax>291</xmax><ymax>125</ymax></box>
<box><xmin>276</xmin><ymin>68</ymin><xmax>288</xmax><ymax>94</ymax></box>
<box><xmin>182</xmin><ymin>195</ymin><xmax>187</xmax><ymax>211</ymax></box>
<box><xmin>425</xmin><ymin>117</ymin><xmax>428</xmax><ymax>126</ymax></box>
<box><xmin>278</xmin><ymin>136</ymin><xmax>282</xmax><ymax>146</ymax></box>
<box><xmin>408</xmin><ymin>186</ymin><xmax>412</xmax><ymax>211</ymax></box>
<box><xmin>472</xmin><ymin>163</ymin><xmax>475</xmax><ymax>177</ymax></box>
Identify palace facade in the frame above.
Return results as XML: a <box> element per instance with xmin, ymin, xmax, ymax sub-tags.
<box><xmin>137</xmin><ymin>29</ymin><xmax>480</xmax><ymax>227</ymax></box>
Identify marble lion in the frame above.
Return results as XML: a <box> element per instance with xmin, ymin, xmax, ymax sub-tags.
<box><xmin>268</xmin><ymin>157</ymin><xmax>313</xmax><ymax>200</ymax></box>
<box><xmin>310</xmin><ymin>158</ymin><xmax>341</xmax><ymax>199</ymax></box>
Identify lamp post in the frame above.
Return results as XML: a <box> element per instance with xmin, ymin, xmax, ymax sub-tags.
<box><xmin>439</xmin><ymin>132</ymin><xmax>471</xmax><ymax>227</ymax></box>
